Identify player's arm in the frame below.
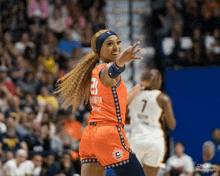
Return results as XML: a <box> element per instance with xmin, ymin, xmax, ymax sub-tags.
<box><xmin>157</xmin><ymin>93</ymin><xmax>176</xmax><ymax>130</ymax></box>
<box><xmin>100</xmin><ymin>42</ymin><xmax>142</xmax><ymax>87</ymax></box>
<box><xmin>127</xmin><ymin>84</ymin><xmax>141</xmax><ymax>106</ymax></box>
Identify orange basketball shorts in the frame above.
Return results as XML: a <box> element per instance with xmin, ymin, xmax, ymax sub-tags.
<box><xmin>79</xmin><ymin>122</ymin><xmax>135</xmax><ymax>169</ymax></box>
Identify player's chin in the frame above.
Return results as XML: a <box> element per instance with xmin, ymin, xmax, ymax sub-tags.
<box><xmin>111</xmin><ymin>54</ymin><xmax>119</xmax><ymax>60</ymax></box>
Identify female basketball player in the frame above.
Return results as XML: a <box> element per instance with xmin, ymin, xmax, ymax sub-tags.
<box><xmin>55</xmin><ymin>29</ymin><xmax>146</xmax><ymax>176</ymax></box>
<box><xmin>127</xmin><ymin>69</ymin><xmax>176</xmax><ymax>176</ymax></box>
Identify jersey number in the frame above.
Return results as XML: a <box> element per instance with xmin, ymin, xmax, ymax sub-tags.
<box><xmin>91</xmin><ymin>78</ymin><xmax>98</xmax><ymax>95</ymax></box>
<box><xmin>141</xmin><ymin>100</ymin><xmax>147</xmax><ymax>112</ymax></box>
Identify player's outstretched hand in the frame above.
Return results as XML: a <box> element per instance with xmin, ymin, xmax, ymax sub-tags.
<box><xmin>116</xmin><ymin>41</ymin><xmax>143</xmax><ymax>67</ymax></box>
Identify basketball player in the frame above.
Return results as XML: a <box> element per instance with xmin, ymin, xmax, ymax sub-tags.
<box><xmin>127</xmin><ymin>69</ymin><xmax>176</xmax><ymax>176</ymax></box>
<box><xmin>55</xmin><ymin>29</ymin><xmax>146</xmax><ymax>176</ymax></box>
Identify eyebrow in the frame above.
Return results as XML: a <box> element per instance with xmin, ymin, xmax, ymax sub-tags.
<box><xmin>106</xmin><ymin>38</ymin><xmax>120</xmax><ymax>42</ymax></box>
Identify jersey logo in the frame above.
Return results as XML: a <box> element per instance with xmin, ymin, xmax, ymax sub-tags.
<box><xmin>112</xmin><ymin>147</ymin><xmax>124</xmax><ymax>160</ymax></box>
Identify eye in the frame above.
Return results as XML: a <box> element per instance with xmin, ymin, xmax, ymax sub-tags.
<box><xmin>107</xmin><ymin>43</ymin><xmax>112</xmax><ymax>46</ymax></box>
<box><xmin>117</xmin><ymin>41</ymin><xmax>121</xmax><ymax>44</ymax></box>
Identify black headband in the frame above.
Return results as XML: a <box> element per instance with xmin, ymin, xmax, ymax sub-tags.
<box><xmin>96</xmin><ymin>31</ymin><xmax>118</xmax><ymax>54</ymax></box>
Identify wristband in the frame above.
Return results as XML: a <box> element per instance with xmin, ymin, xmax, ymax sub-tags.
<box><xmin>108</xmin><ymin>62</ymin><xmax>126</xmax><ymax>78</ymax></box>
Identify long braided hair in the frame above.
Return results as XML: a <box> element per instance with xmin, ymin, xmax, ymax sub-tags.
<box><xmin>55</xmin><ymin>29</ymin><xmax>110</xmax><ymax>112</ymax></box>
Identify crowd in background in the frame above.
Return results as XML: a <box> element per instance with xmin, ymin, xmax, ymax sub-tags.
<box><xmin>151</xmin><ymin>0</ymin><xmax>220</xmax><ymax>68</ymax></box>
<box><xmin>0</xmin><ymin>0</ymin><xmax>106</xmax><ymax>175</ymax></box>
<box><xmin>0</xmin><ymin>0</ymin><xmax>220</xmax><ymax>175</ymax></box>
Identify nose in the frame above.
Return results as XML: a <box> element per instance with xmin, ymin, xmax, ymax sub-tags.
<box><xmin>113</xmin><ymin>43</ymin><xmax>119</xmax><ymax>51</ymax></box>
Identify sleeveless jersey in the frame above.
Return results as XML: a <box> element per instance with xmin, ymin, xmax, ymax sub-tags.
<box><xmin>128</xmin><ymin>90</ymin><xmax>164</xmax><ymax>138</ymax></box>
<box><xmin>88</xmin><ymin>63</ymin><xmax>127</xmax><ymax>125</ymax></box>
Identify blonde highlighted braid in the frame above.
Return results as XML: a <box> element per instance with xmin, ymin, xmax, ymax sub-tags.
<box><xmin>55</xmin><ymin>29</ymin><xmax>110</xmax><ymax>112</ymax></box>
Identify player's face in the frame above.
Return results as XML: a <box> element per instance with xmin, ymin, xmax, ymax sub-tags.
<box><xmin>100</xmin><ymin>35</ymin><xmax>121</xmax><ymax>63</ymax></box>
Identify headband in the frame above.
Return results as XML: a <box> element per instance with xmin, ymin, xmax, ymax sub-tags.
<box><xmin>96</xmin><ymin>31</ymin><xmax>118</xmax><ymax>54</ymax></box>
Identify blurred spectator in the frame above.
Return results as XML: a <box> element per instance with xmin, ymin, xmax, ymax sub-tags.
<box><xmin>22</xmin><ymin>154</ymin><xmax>43</xmax><ymax>176</ymax></box>
<box><xmin>156</xmin><ymin>2</ymin><xmax>183</xmax><ymax>39</ymax></box>
<box><xmin>67</xmin><ymin>0</ymin><xmax>86</xmax><ymax>29</ymax></box>
<box><xmin>12</xmin><ymin>2</ymin><xmax>27</xmax><ymax>40</ymax></box>
<box><xmin>0</xmin><ymin>113</ymin><xmax>7</xmax><ymax>134</ymax></box>
<box><xmin>211</xmin><ymin>128</ymin><xmax>220</xmax><ymax>152</ymax></box>
<box><xmin>31</xmin><ymin>154</ymin><xmax>43</xmax><ymax>176</ymax></box>
<box><xmin>24</xmin><ymin>119</ymin><xmax>43</xmax><ymax>156</ymax></box>
<box><xmin>16</xmin><ymin>69</ymin><xmax>42</xmax><ymax>95</ymax></box>
<box><xmin>181</xmin><ymin>0</ymin><xmax>202</xmax><ymax>37</ymax></box>
<box><xmin>2</xmin><ymin>149</ymin><xmax>30</xmax><ymax>176</ymax></box>
<box><xmin>21</xmin><ymin>94</ymin><xmax>36</xmax><ymax>114</ymax></box>
<box><xmin>38</xmin><ymin>45</ymin><xmax>59</xmax><ymax>75</ymax></box>
<box><xmin>40</xmin><ymin>151</ymin><xmax>56</xmax><ymax>176</ymax></box>
<box><xmin>43</xmin><ymin>72</ymin><xmax>56</xmax><ymax>93</ymax></box>
<box><xmin>3</xmin><ymin>33</ymin><xmax>16</xmax><ymax>59</ymax></box>
<box><xmin>55</xmin><ymin>152</ymin><xmax>78</xmax><ymax>176</ymax></box>
<box><xmin>15</xmin><ymin>33</ymin><xmax>35</xmax><ymax>56</ymax></box>
<box><xmin>162</xmin><ymin>21</ymin><xmax>192</xmax><ymax>67</ymax></box>
<box><xmin>48</xmin><ymin>8</ymin><xmax>66</xmax><ymax>40</ymax></box>
<box><xmin>37</xmin><ymin>86</ymin><xmax>58</xmax><ymax>116</ymax></box>
<box><xmin>51</xmin><ymin>124</ymin><xmax>79</xmax><ymax>158</ymax></box>
<box><xmin>63</xmin><ymin>112</ymin><xmax>82</xmax><ymax>143</ymax></box>
<box><xmin>201</xmin><ymin>0</ymin><xmax>217</xmax><ymax>34</ymax></box>
<box><xmin>89</xmin><ymin>6</ymin><xmax>98</xmax><ymax>31</ymax></box>
<box><xmin>0</xmin><ymin>51</ymin><xmax>12</xmax><ymax>71</ymax></box>
<box><xmin>1</xmin><ymin>0</ymin><xmax>18</xmax><ymax>34</ymax></box>
<box><xmin>66</xmin><ymin>56</ymin><xmax>81</xmax><ymax>73</ymax></box>
<box><xmin>0</xmin><ymin>66</ymin><xmax>14</xmax><ymax>112</ymax></box>
<box><xmin>40</xmin><ymin>123</ymin><xmax>52</xmax><ymax>151</ymax></box>
<box><xmin>0</xmin><ymin>109</ymin><xmax>27</xmax><ymax>154</ymax></box>
<box><xmin>166</xmin><ymin>142</ymin><xmax>194</xmax><ymax>176</ymax></box>
<box><xmin>28</xmin><ymin>9</ymin><xmax>47</xmax><ymax>44</ymax></box>
<box><xmin>44</xmin><ymin>31</ymin><xmax>59</xmax><ymax>58</ymax></box>
<box><xmin>71</xmin><ymin>21</ymin><xmax>83</xmax><ymax>42</ymax></box>
<box><xmin>58</xmin><ymin>28</ymin><xmax>83</xmax><ymax>60</ymax></box>
<box><xmin>195</xmin><ymin>141</ymin><xmax>220</xmax><ymax>176</ymax></box>
<box><xmin>81</xmin><ymin>22</ymin><xmax>94</xmax><ymax>47</ymax></box>
<box><xmin>205</xmin><ymin>28</ymin><xmax>220</xmax><ymax>65</ymax></box>
<box><xmin>11</xmin><ymin>55</ymin><xmax>31</xmax><ymax>82</ymax></box>
<box><xmin>49</xmin><ymin>0</ymin><xmax>68</xmax><ymax>18</ymax></box>
<box><xmin>28</xmin><ymin>0</ymin><xmax>49</xmax><ymax>19</ymax></box>
<box><xmin>189</xmin><ymin>28</ymin><xmax>207</xmax><ymax>66</ymax></box>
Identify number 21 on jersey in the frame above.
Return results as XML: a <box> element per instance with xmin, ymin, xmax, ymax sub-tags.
<box><xmin>91</xmin><ymin>78</ymin><xmax>98</xmax><ymax>95</ymax></box>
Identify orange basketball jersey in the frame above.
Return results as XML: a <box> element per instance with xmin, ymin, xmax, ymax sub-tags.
<box><xmin>89</xmin><ymin>63</ymin><xmax>127</xmax><ymax>125</ymax></box>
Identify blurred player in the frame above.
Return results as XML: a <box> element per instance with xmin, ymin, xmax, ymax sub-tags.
<box><xmin>56</xmin><ymin>29</ymin><xmax>146</xmax><ymax>176</ymax></box>
<box><xmin>127</xmin><ymin>68</ymin><xmax>176</xmax><ymax>176</ymax></box>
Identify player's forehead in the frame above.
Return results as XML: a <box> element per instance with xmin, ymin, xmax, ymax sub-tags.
<box><xmin>103</xmin><ymin>35</ymin><xmax>119</xmax><ymax>43</ymax></box>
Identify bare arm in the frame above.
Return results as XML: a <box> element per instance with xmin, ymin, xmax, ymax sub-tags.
<box><xmin>100</xmin><ymin>42</ymin><xmax>142</xmax><ymax>87</ymax></box>
<box><xmin>157</xmin><ymin>93</ymin><xmax>176</xmax><ymax>130</ymax></box>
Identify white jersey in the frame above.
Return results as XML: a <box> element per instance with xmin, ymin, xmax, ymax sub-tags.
<box><xmin>128</xmin><ymin>89</ymin><xmax>164</xmax><ymax>139</ymax></box>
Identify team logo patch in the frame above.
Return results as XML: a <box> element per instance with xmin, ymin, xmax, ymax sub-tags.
<box><xmin>112</xmin><ymin>147</ymin><xmax>124</xmax><ymax>160</ymax></box>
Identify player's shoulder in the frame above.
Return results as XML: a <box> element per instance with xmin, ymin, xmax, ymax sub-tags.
<box><xmin>93</xmin><ymin>63</ymin><xmax>107</xmax><ymax>73</ymax></box>
<box><xmin>157</xmin><ymin>92</ymin><xmax>171</xmax><ymax>103</ymax></box>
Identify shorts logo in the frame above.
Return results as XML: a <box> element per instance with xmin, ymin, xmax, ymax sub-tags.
<box><xmin>112</xmin><ymin>147</ymin><xmax>124</xmax><ymax>160</ymax></box>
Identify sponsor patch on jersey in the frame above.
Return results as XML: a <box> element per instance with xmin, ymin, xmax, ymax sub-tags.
<box><xmin>112</xmin><ymin>147</ymin><xmax>124</xmax><ymax>160</ymax></box>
